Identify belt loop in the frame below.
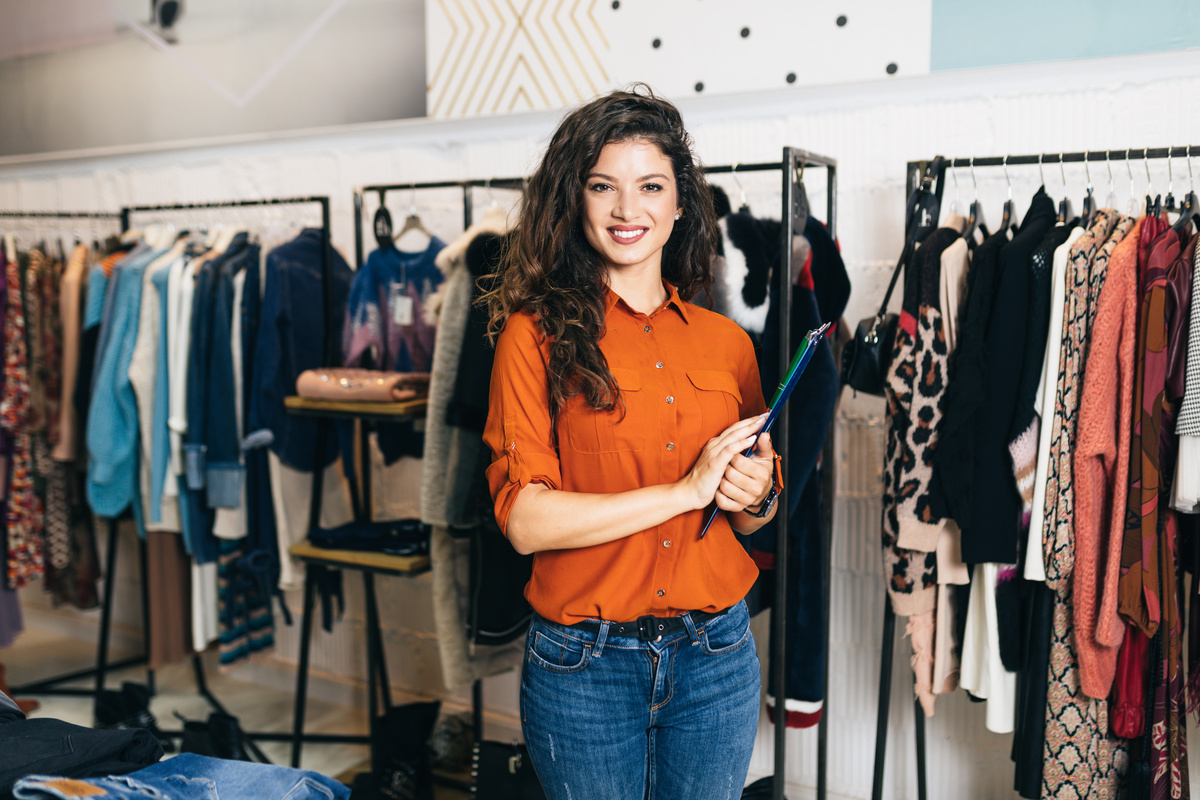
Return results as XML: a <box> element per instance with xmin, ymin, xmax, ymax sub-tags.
<box><xmin>593</xmin><ymin>621</ymin><xmax>609</xmax><ymax>657</ymax></box>
<box><xmin>681</xmin><ymin>612</ymin><xmax>700</xmax><ymax>645</ymax></box>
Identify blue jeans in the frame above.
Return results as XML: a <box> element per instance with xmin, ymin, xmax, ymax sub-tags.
<box><xmin>15</xmin><ymin>753</ymin><xmax>349</xmax><ymax>800</ymax></box>
<box><xmin>520</xmin><ymin>600</ymin><xmax>760</xmax><ymax>800</ymax></box>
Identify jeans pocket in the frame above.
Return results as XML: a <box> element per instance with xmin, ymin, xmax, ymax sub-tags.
<box><xmin>526</xmin><ymin>620</ymin><xmax>592</xmax><ymax>673</ymax></box>
<box><xmin>281</xmin><ymin>777</ymin><xmax>337</xmax><ymax>800</ymax></box>
<box><xmin>699</xmin><ymin>603</ymin><xmax>751</xmax><ymax>656</ymax></box>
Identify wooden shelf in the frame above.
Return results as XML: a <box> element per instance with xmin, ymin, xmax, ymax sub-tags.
<box><xmin>289</xmin><ymin>538</ymin><xmax>430</xmax><ymax>576</ymax></box>
<box><xmin>284</xmin><ymin>395</ymin><xmax>428</xmax><ymax>422</ymax></box>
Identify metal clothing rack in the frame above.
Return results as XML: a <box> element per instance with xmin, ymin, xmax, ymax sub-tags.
<box><xmin>120</xmin><ymin>196</ymin><xmax>334</xmax><ymax>764</ymax></box>
<box><xmin>353</xmin><ymin>148</ymin><xmax>838</xmax><ymax>800</ymax></box>
<box><xmin>871</xmin><ymin>145</ymin><xmax>1199</xmax><ymax>800</ymax></box>
<box><xmin>347</xmin><ymin>177</ymin><xmax>524</xmax><ymax>787</ymax></box>
<box><xmin>0</xmin><ymin>210</ymin><xmax>152</xmax><ymax>701</ymax></box>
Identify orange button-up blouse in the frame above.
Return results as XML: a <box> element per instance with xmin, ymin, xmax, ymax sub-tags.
<box><xmin>483</xmin><ymin>282</ymin><xmax>766</xmax><ymax>626</ymax></box>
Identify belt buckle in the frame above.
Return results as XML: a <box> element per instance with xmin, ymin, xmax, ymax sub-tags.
<box><xmin>636</xmin><ymin>615</ymin><xmax>658</xmax><ymax>642</ymax></box>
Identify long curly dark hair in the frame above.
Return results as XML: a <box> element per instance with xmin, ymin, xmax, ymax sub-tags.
<box><xmin>484</xmin><ymin>85</ymin><xmax>719</xmax><ymax>422</ymax></box>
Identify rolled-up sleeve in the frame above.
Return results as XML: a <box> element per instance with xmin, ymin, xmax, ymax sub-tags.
<box><xmin>483</xmin><ymin>312</ymin><xmax>562</xmax><ymax>536</ymax></box>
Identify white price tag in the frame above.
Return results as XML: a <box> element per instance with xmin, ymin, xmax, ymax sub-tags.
<box><xmin>392</xmin><ymin>289</ymin><xmax>414</xmax><ymax>326</ymax></box>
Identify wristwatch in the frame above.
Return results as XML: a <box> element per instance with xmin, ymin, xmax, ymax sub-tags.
<box><xmin>744</xmin><ymin>486</ymin><xmax>777</xmax><ymax>518</ymax></box>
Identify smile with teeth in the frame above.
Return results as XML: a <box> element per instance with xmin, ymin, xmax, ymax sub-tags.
<box><xmin>609</xmin><ymin>227</ymin><xmax>648</xmax><ymax>242</ymax></box>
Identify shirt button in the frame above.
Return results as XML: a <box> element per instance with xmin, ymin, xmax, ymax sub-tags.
<box><xmin>643</xmin><ymin>325</ymin><xmax>652</xmax><ymax>333</ymax></box>
<box><xmin>667</xmin><ymin>442</ymin><xmax>675</xmax><ymax>450</ymax></box>
<box><xmin>657</xmin><ymin>589</ymin><xmax>665</xmax><ymax>597</ymax></box>
<box><xmin>666</xmin><ymin>396</ymin><xmax>674</xmax><ymax>404</ymax></box>
<box><xmin>655</xmin><ymin>361</ymin><xmax>664</xmax><ymax>369</ymax></box>
<box><xmin>663</xmin><ymin>540</ymin><xmax>671</xmax><ymax>548</ymax></box>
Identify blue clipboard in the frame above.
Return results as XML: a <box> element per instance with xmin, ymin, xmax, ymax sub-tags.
<box><xmin>698</xmin><ymin>321</ymin><xmax>831</xmax><ymax>539</ymax></box>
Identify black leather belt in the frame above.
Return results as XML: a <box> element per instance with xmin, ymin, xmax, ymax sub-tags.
<box><xmin>571</xmin><ymin>607</ymin><xmax>729</xmax><ymax>642</ymax></box>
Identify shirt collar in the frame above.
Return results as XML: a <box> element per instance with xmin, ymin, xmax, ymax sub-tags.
<box><xmin>604</xmin><ymin>280</ymin><xmax>691</xmax><ymax>324</ymax></box>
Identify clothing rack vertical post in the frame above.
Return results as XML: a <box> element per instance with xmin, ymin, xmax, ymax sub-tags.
<box><xmin>121</xmin><ymin>196</ymin><xmax>334</xmax><ymax>765</ymax></box>
<box><xmin>870</xmin><ymin>146</ymin><xmax>1198</xmax><ymax>800</ymax></box>
<box><xmin>349</xmin><ymin>177</ymin><xmax>524</xmax><ymax>780</ymax></box>
<box><xmin>0</xmin><ymin>210</ymin><xmax>152</xmax><ymax>700</ymax></box>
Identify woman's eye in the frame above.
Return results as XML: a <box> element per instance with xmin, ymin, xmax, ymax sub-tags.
<box><xmin>643</xmin><ymin>183</ymin><xmax>662</xmax><ymax>192</ymax></box>
<box><xmin>588</xmin><ymin>182</ymin><xmax>611</xmax><ymax>192</ymax></box>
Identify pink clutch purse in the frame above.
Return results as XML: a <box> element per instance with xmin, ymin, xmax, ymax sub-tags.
<box><xmin>295</xmin><ymin>369</ymin><xmax>431</xmax><ymax>402</ymax></box>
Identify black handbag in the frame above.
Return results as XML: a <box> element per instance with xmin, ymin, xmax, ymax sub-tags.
<box><xmin>471</xmin><ymin>741</ymin><xmax>546</xmax><ymax>800</ymax></box>
<box><xmin>840</xmin><ymin>160</ymin><xmax>946</xmax><ymax>396</ymax></box>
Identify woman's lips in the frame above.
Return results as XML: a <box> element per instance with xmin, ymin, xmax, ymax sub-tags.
<box><xmin>608</xmin><ymin>226</ymin><xmax>648</xmax><ymax>244</ymax></box>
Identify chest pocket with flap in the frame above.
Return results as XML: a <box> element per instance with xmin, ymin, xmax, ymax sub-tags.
<box><xmin>564</xmin><ymin>367</ymin><xmax>646</xmax><ymax>454</ymax></box>
<box><xmin>687</xmin><ymin>369</ymin><xmax>743</xmax><ymax>445</ymax></box>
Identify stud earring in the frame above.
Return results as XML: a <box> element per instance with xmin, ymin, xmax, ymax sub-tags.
<box><xmin>674</xmin><ymin>213</ymin><xmax>681</xmax><ymax>220</ymax></box>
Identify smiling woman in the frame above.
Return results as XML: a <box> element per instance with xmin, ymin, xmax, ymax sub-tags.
<box><xmin>582</xmin><ymin>139</ymin><xmax>684</xmax><ymax>309</ymax></box>
<box><xmin>479</xmin><ymin>86</ymin><xmax>781</xmax><ymax>799</ymax></box>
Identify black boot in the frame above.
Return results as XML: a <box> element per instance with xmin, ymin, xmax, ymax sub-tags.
<box><xmin>207</xmin><ymin>711</ymin><xmax>252</xmax><ymax>761</ymax></box>
<box><xmin>374</xmin><ymin>701</ymin><xmax>440</xmax><ymax>800</ymax></box>
<box><xmin>120</xmin><ymin>682</ymin><xmax>175</xmax><ymax>753</ymax></box>
<box><xmin>175</xmin><ymin>711</ymin><xmax>216</xmax><ymax>756</ymax></box>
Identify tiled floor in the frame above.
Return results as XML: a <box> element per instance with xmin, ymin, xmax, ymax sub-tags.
<box><xmin>3</xmin><ymin>626</ymin><xmax>469</xmax><ymax>798</ymax></box>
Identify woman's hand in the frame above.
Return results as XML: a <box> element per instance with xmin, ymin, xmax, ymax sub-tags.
<box><xmin>678</xmin><ymin>414</ymin><xmax>767</xmax><ymax>511</ymax></box>
<box><xmin>717</xmin><ymin>432</ymin><xmax>775</xmax><ymax>512</ymax></box>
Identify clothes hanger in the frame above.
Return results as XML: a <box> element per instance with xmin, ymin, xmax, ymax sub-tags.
<box><xmin>1126</xmin><ymin>149</ymin><xmax>1138</xmax><ymax>217</ymax></box>
<box><xmin>793</xmin><ymin>158</ymin><xmax>810</xmax><ymax>233</ymax></box>
<box><xmin>394</xmin><ymin>184</ymin><xmax>432</xmax><ymax>250</ymax></box>
<box><xmin>1057</xmin><ymin>153</ymin><xmax>1075</xmax><ymax>224</ymax></box>
<box><xmin>961</xmin><ymin>157</ymin><xmax>982</xmax><ymax>242</ymax></box>
<box><xmin>997</xmin><ymin>155</ymin><xmax>1016</xmax><ymax>236</ymax></box>
<box><xmin>1104</xmin><ymin>150</ymin><xmax>1118</xmax><ymax>210</ymax></box>
<box><xmin>1080</xmin><ymin>151</ymin><xmax>1096</xmax><ymax>228</ymax></box>
<box><xmin>1171</xmin><ymin>146</ymin><xmax>1198</xmax><ymax>237</ymax></box>
<box><xmin>1164</xmin><ymin>147</ymin><xmax>1178</xmax><ymax>213</ymax></box>
<box><xmin>731</xmin><ymin>163</ymin><xmax>750</xmax><ymax>214</ymax></box>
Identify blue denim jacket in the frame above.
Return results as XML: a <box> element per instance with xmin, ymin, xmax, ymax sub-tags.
<box><xmin>249</xmin><ymin>229</ymin><xmax>352</xmax><ymax>472</ymax></box>
<box><xmin>86</xmin><ymin>246</ymin><xmax>163</xmax><ymax>521</ymax></box>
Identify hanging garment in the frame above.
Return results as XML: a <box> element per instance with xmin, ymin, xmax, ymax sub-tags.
<box><xmin>1173</xmin><ymin>235</ymin><xmax>1200</xmax><ymax>511</ymax></box>
<box><xmin>962</xmin><ymin>190</ymin><xmax>1056</xmax><ymax>564</ymax></box>
<box><xmin>1040</xmin><ymin>212</ymin><xmax>1133</xmax><ymax>800</ymax></box>
<box><xmin>712</xmin><ymin>210</ymin><xmax>773</xmax><ymax>335</ymax></box>
<box><xmin>1041</xmin><ymin>581</ymin><xmax>1127</xmax><ymax>800</ymax></box>
<box><xmin>760</xmin><ymin>280</ymin><xmax>838</xmax><ymax>727</ymax></box>
<box><xmin>929</xmin><ymin>228</ymin><xmax>1008</xmax><ymax>541</ymax></box>
<box><xmin>343</xmin><ymin>238</ymin><xmax>446</xmax><ymax>373</ymax></box>
<box><xmin>959</xmin><ymin>562</ymin><xmax>1016</xmax><ymax>732</ymax></box>
<box><xmin>1008</xmin><ymin>221</ymin><xmax>1079</xmax><ymax>529</ymax></box>
<box><xmin>1042</xmin><ymin>211</ymin><xmax>1125</xmax><ymax>588</ymax></box>
<box><xmin>86</xmin><ymin>245</ymin><xmax>162</xmax><ymax>523</ymax></box>
<box><xmin>1011</xmin><ymin>581</ymin><xmax>1054</xmax><ymax>799</ymax></box>
<box><xmin>249</xmin><ymin>229</ymin><xmax>353</xmax><ymax>474</ymax></box>
<box><xmin>52</xmin><ymin>243</ymin><xmax>89</xmax><ymax>463</ymax></box>
<box><xmin>421</xmin><ymin>207</ymin><xmax>523</xmax><ymax>693</ymax></box>
<box><xmin>1025</xmin><ymin>226</ymin><xmax>1086</xmax><ymax>581</ymax></box>
<box><xmin>1119</xmin><ymin>219</ymin><xmax>1177</xmax><ymax>635</ymax></box>
<box><xmin>3</xmin><ymin>251</ymin><xmax>41</xmax><ymax>588</ymax></box>
<box><xmin>1073</xmin><ymin>217</ymin><xmax>1145</xmax><ymax>699</ymax></box>
<box><xmin>1145</xmin><ymin>230</ymin><xmax>1195</xmax><ymax>800</ymax></box>
<box><xmin>129</xmin><ymin>244</ymin><xmax>185</xmax><ymax>532</ymax></box>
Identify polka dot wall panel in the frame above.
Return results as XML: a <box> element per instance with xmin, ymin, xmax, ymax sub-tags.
<box><xmin>425</xmin><ymin>0</ymin><xmax>932</xmax><ymax>118</ymax></box>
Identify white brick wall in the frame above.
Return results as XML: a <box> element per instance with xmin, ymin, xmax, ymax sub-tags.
<box><xmin>5</xmin><ymin>48</ymin><xmax>1200</xmax><ymax>799</ymax></box>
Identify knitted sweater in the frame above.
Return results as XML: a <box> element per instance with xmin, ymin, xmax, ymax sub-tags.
<box><xmin>1042</xmin><ymin>211</ymin><xmax>1126</xmax><ymax>590</ymax></box>
<box><xmin>893</xmin><ymin>226</ymin><xmax>959</xmax><ymax>552</ymax></box>
<box><xmin>1007</xmin><ymin>222</ymin><xmax>1077</xmax><ymax>528</ymax></box>
<box><xmin>1072</xmin><ymin>217</ymin><xmax>1142</xmax><ymax>699</ymax></box>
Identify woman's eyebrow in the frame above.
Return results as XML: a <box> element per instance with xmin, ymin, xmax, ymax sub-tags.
<box><xmin>586</xmin><ymin>172</ymin><xmax>672</xmax><ymax>182</ymax></box>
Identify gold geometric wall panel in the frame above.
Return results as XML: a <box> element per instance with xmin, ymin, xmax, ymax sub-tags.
<box><xmin>426</xmin><ymin>0</ymin><xmax>612</xmax><ymax>118</ymax></box>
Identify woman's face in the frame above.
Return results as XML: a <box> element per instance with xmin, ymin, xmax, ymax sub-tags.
<box><xmin>582</xmin><ymin>138</ymin><xmax>682</xmax><ymax>281</ymax></box>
